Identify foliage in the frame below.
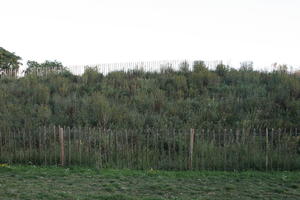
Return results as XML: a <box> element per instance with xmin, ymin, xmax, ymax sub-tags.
<box><xmin>25</xmin><ymin>60</ymin><xmax>68</xmax><ymax>75</ymax></box>
<box><xmin>0</xmin><ymin>47</ymin><xmax>22</xmax><ymax>70</ymax></box>
<box><xmin>0</xmin><ymin>61</ymin><xmax>299</xmax><ymax>130</ymax></box>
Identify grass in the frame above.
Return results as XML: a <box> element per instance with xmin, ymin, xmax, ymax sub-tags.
<box><xmin>0</xmin><ymin>165</ymin><xmax>300</xmax><ymax>200</ymax></box>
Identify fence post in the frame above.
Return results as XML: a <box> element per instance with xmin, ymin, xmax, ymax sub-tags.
<box><xmin>265</xmin><ymin>128</ymin><xmax>269</xmax><ymax>171</ymax></box>
<box><xmin>44</xmin><ymin>126</ymin><xmax>47</xmax><ymax>165</ymax></box>
<box><xmin>0</xmin><ymin>130</ymin><xmax>2</xmax><ymax>161</ymax></box>
<box><xmin>53</xmin><ymin>126</ymin><xmax>56</xmax><ymax>165</ymax></box>
<box><xmin>59</xmin><ymin>126</ymin><xmax>65</xmax><ymax>166</ymax></box>
<box><xmin>189</xmin><ymin>128</ymin><xmax>195</xmax><ymax>170</ymax></box>
<box><xmin>38</xmin><ymin>127</ymin><xmax>42</xmax><ymax>164</ymax></box>
<box><xmin>68</xmin><ymin>127</ymin><xmax>71</xmax><ymax>166</ymax></box>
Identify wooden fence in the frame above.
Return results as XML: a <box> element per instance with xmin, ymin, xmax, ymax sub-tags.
<box><xmin>0</xmin><ymin>69</ymin><xmax>19</xmax><ymax>78</ymax></box>
<box><xmin>0</xmin><ymin>126</ymin><xmax>299</xmax><ymax>171</ymax></box>
<box><xmin>0</xmin><ymin>60</ymin><xmax>225</xmax><ymax>78</ymax></box>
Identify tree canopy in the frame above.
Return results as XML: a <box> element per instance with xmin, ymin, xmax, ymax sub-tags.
<box><xmin>0</xmin><ymin>47</ymin><xmax>22</xmax><ymax>70</ymax></box>
<box><xmin>25</xmin><ymin>60</ymin><xmax>66</xmax><ymax>75</ymax></box>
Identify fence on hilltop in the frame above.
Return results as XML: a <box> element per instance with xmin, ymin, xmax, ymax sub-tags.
<box><xmin>0</xmin><ymin>59</ymin><xmax>225</xmax><ymax>78</ymax></box>
<box><xmin>0</xmin><ymin>69</ymin><xmax>19</xmax><ymax>78</ymax></box>
<box><xmin>1</xmin><ymin>59</ymin><xmax>300</xmax><ymax>78</ymax></box>
<box><xmin>0</xmin><ymin>126</ymin><xmax>299</xmax><ymax>171</ymax></box>
<box><xmin>70</xmin><ymin>59</ymin><xmax>225</xmax><ymax>76</ymax></box>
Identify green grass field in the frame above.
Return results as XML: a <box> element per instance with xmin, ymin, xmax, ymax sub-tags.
<box><xmin>0</xmin><ymin>165</ymin><xmax>300</xmax><ymax>200</ymax></box>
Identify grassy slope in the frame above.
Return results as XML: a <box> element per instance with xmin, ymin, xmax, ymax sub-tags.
<box><xmin>0</xmin><ymin>166</ymin><xmax>300</xmax><ymax>200</ymax></box>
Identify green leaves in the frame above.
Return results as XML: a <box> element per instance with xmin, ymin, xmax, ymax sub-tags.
<box><xmin>25</xmin><ymin>60</ymin><xmax>67</xmax><ymax>75</ymax></box>
<box><xmin>0</xmin><ymin>60</ymin><xmax>299</xmax><ymax>130</ymax></box>
<box><xmin>0</xmin><ymin>47</ymin><xmax>22</xmax><ymax>70</ymax></box>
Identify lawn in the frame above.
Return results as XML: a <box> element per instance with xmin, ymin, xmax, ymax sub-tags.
<box><xmin>0</xmin><ymin>165</ymin><xmax>300</xmax><ymax>200</ymax></box>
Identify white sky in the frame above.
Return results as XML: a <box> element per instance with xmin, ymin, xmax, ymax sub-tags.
<box><xmin>1</xmin><ymin>0</ymin><xmax>300</xmax><ymax>71</ymax></box>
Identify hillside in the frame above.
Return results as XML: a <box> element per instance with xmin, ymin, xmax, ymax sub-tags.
<box><xmin>0</xmin><ymin>62</ymin><xmax>299</xmax><ymax>130</ymax></box>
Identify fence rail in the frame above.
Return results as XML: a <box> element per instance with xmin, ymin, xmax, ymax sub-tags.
<box><xmin>0</xmin><ymin>127</ymin><xmax>299</xmax><ymax>171</ymax></box>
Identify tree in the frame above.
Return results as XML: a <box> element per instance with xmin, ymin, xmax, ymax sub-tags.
<box><xmin>193</xmin><ymin>60</ymin><xmax>208</xmax><ymax>72</ymax></box>
<box><xmin>25</xmin><ymin>60</ymin><xmax>66</xmax><ymax>75</ymax></box>
<box><xmin>216</xmin><ymin>63</ymin><xmax>229</xmax><ymax>77</ymax></box>
<box><xmin>240</xmin><ymin>61</ymin><xmax>253</xmax><ymax>71</ymax></box>
<box><xmin>179</xmin><ymin>61</ymin><xmax>190</xmax><ymax>73</ymax></box>
<box><xmin>272</xmin><ymin>63</ymin><xmax>288</xmax><ymax>73</ymax></box>
<box><xmin>0</xmin><ymin>47</ymin><xmax>22</xmax><ymax>71</ymax></box>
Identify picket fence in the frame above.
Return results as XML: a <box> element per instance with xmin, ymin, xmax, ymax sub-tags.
<box><xmin>0</xmin><ymin>59</ymin><xmax>225</xmax><ymax>78</ymax></box>
<box><xmin>0</xmin><ymin>126</ymin><xmax>299</xmax><ymax>171</ymax></box>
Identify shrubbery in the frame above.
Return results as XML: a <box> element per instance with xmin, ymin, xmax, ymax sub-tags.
<box><xmin>0</xmin><ymin>62</ymin><xmax>299</xmax><ymax>130</ymax></box>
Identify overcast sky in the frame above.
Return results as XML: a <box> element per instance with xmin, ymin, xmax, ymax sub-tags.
<box><xmin>1</xmin><ymin>0</ymin><xmax>300</xmax><ymax>71</ymax></box>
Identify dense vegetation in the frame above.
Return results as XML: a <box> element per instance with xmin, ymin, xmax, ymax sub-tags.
<box><xmin>0</xmin><ymin>61</ymin><xmax>299</xmax><ymax>130</ymax></box>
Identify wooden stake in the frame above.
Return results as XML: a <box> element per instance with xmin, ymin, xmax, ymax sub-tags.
<box><xmin>44</xmin><ymin>126</ymin><xmax>47</xmax><ymax>165</ymax></box>
<box><xmin>0</xmin><ymin>130</ymin><xmax>2</xmax><ymax>161</ymax></box>
<box><xmin>53</xmin><ymin>126</ymin><xmax>56</xmax><ymax>165</ymax></box>
<box><xmin>59</xmin><ymin>127</ymin><xmax>65</xmax><ymax>166</ymax></box>
<box><xmin>189</xmin><ymin>128</ymin><xmax>195</xmax><ymax>170</ymax></box>
<box><xmin>265</xmin><ymin>128</ymin><xmax>269</xmax><ymax>171</ymax></box>
<box><xmin>68</xmin><ymin>127</ymin><xmax>71</xmax><ymax>165</ymax></box>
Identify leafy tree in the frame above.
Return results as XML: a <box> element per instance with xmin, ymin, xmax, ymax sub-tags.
<box><xmin>216</xmin><ymin>63</ymin><xmax>229</xmax><ymax>77</ymax></box>
<box><xmin>193</xmin><ymin>60</ymin><xmax>207</xmax><ymax>73</ymax></box>
<box><xmin>240</xmin><ymin>61</ymin><xmax>253</xmax><ymax>71</ymax></box>
<box><xmin>179</xmin><ymin>61</ymin><xmax>190</xmax><ymax>73</ymax></box>
<box><xmin>0</xmin><ymin>47</ymin><xmax>22</xmax><ymax>72</ymax></box>
<box><xmin>25</xmin><ymin>60</ymin><xmax>66</xmax><ymax>75</ymax></box>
